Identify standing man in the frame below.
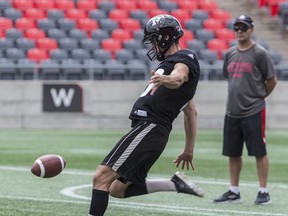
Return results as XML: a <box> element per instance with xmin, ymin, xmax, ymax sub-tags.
<box><xmin>89</xmin><ymin>14</ymin><xmax>203</xmax><ymax>216</ymax></box>
<box><xmin>213</xmin><ymin>15</ymin><xmax>277</xmax><ymax>205</ymax></box>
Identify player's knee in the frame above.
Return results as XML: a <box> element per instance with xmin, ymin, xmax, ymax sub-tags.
<box><xmin>92</xmin><ymin>165</ymin><xmax>117</xmax><ymax>190</ymax></box>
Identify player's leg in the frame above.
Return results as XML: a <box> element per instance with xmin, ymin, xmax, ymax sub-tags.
<box><xmin>89</xmin><ymin>165</ymin><xmax>120</xmax><ymax>216</ymax></box>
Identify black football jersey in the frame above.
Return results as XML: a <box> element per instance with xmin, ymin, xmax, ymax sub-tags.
<box><xmin>129</xmin><ymin>49</ymin><xmax>200</xmax><ymax>130</ymax></box>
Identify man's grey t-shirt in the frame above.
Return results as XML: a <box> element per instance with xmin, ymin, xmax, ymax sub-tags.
<box><xmin>223</xmin><ymin>44</ymin><xmax>276</xmax><ymax>118</ymax></box>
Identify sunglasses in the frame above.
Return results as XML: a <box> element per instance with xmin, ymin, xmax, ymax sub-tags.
<box><xmin>233</xmin><ymin>25</ymin><xmax>250</xmax><ymax>32</ymax></box>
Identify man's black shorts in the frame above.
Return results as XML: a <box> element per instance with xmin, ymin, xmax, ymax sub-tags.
<box><xmin>223</xmin><ymin>109</ymin><xmax>267</xmax><ymax>157</ymax></box>
<box><xmin>102</xmin><ymin>121</ymin><xmax>170</xmax><ymax>184</ymax></box>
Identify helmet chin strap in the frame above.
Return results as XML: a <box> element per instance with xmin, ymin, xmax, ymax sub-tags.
<box><xmin>156</xmin><ymin>40</ymin><xmax>175</xmax><ymax>61</ymax></box>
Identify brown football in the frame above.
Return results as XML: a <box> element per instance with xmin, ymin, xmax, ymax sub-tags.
<box><xmin>31</xmin><ymin>154</ymin><xmax>66</xmax><ymax>178</ymax></box>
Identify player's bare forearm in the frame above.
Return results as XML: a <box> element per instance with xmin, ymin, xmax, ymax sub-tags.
<box><xmin>183</xmin><ymin>101</ymin><xmax>197</xmax><ymax>154</ymax></box>
<box><xmin>265</xmin><ymin>76</ymin><xmax>277</xmax><ymax>97</ymax></box>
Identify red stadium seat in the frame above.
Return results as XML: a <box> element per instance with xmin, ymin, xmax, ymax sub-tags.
<box><xmin>181</xmin><ymin>29</ymin><xmax>194</xmax><ymax>42</ymax></box>
<box><xmin>27</xmin><ymin>48</ymin><xmax>49</xmax><ymax>62</ymax></box>
<box><xmin>0</xmin><ymin>30</ymin><xmax>4</xmax><ymax>38</ymax></box>
<box><xmin>15</xmin><ymin>18</ymin><xmax>36</xmax><ymax>29</ymax></box>
<box><xmin>55</xmin><ymin>0</ymin><xmax>75</xmax><ymax>10</ymax></box>
<box><xmin>119</xmin><ymin>18</ymin><xmax>141</xmax><ymax>31</ymax></box>
<box><xmin>170</xmin><ymin>9</ymin><xmax>191</xmax><ymax>26</ymax></box>
<box><xmin>149</xmin><ymin>9</ymin><xmax>169</xmax><ymax>18</ymax></box>
<box><xmin>77</xmin><ymin>0</ymin><xmax>97</xmax><ymax>11</ymax></box>
<box><xmin>199</xmin><ymin>0</ymin><xmax>218</xmax><ymax>12</ymax></box>
<box><xmin>65</xmin><ymin>8</ymin><xmax>86</xmax><ymax>20</ymax></box>
<box><xmin>24</xmin><ymin>28</ymin><xmax>46</xmax><ymax>40</ymax></box>
<box><xmin>116</xmin><ymin>0</ymin><xmax>137</xmax><ymax>11</ymax></box>
<box><xmin>13</xmin><ymin>0</ymin><xmax>34</xmax><ymax>10</ymax></box>
<box><xmin>36</xmin><ymin>38</ymin><xmax>58</xmax><ymax>51</ymax></box>
<box><xmin>210</xmin><ymin>9</ymin><xmax>231</xmax><ymax>23</ymax></box>
<box><xmin>0</xmin><ymin>18</ymin><xmax>13</xmax><ymax>30</ymax></box>
<box><xmin>111</xmin><ymin>29</ymin><xmax>132</xmax><ymax>41</ymax></box>
<box><xmin>215</xmin><ymin>28</ymin><xmax>235</xmax><ymax>42</ymax></box>
<box><xmin>34</xmin><ymin>0</ymin><xmax>55</xmax><ymax>10</ymax></box>
<box><xmin>77</xmin><ymin>18</ymin><xmax>98</xmax><ymax>36</ymax></box>
<box><xmin>177</xmin><ymin>0</ymin><xmax>198</xmax><ymax>11</ymax></box>
<box><xmin>137</xmin><ymin>0</ymin><xmax>158</xmax><ymax>12</ymax></box>
<box><xmin>207</xmin><ymin>39</ymin><xmax>229</xmax><ymax>59</ymax></box>
<box><xmin>101</xmin><ymin>38</ymin><xmax>122</xmax><ymax>53</ymax></box>
<box><xmin>24</xmin><ymin>8</ymin><xmax>46</xmax><ymax>19</ymax></box>
<box><xmin>108</xmin><ymin>9</ymin><xmax>129</xmax><ymax>22</ymax></box>
<box><xmin>267</xmin><ymin>0</ymin><xmax>287</xmax><ymax>16</ymax></box>
<box><xmin>203</xmin><ymin>18</ymin><xmax>225</xmax><ymax>31</ymax></box>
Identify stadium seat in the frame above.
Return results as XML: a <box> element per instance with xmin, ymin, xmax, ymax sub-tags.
<box><xmin>177</xmin><ymin>0</ymin><xmax>198</xmax><ymax>11</ymax></box>
<box><xmin>37</xmin><ymin>19</ymin><xmax>57</xmax><ymax>32</ymax></box>
<box><xmin>215</xmin><ymin>28</ymin><xmax>235</xmax><ymax>42</ymax></box>
<box><xmin>203</xmin><ymin>18</ymin><xmax>225</xmax><ymax>31</ymax></box>
<box><xmin>119</xmin><ymin>18</ymin><xmax>141</xmax><ymax>31</ymax></box>
<box><xmin>192</xmin><ymin>10</ymin><xmax>209</xmax><ymax>21</ymax></box>
<box><xmin>198</xmin><ymin>1</ymin><xmax>218</xmax><ymax>12</ymax></box>
<box><xmin>135</xmin><ymin>48</ymin><xmax>150</xmax><ymax>63</ymax></box>
<box><xmin>115</xmin><ymin>0</ymin><xmax>137</xmax><ymax>11</ymax></box>
<box><xmin>47</xmin><ymin>28</ymin><xmax>67</xmax><ymax>40</ymax></box>
<box><xmin>0</xmin><ymin>0</ymin><xmax>12</xmax><ymax>10</ymax></box>
<box><xmin>91</xmin><ymin>29</ymin><xmax>109</xmax><ymax>41</ymax></box>
<box><xmin>93</xmin><ymin>49</ymin><xmax>112</xmax><ymax>63</ymax></box>
<box><xmin>68</xmin><ymin>28</ymin><xmax>88</xmax><ymax>40</ymax></box>
<box><xmin>207</xmin><ymin>39</ymin><xmax>229</xmax><ymax>59</ymax></box>
<box><xmin>269</xmin><ymin>49</ymin><xmax>283</xmax><ymax>65</ymax></box>
<box><xmin>137</xmin><ymin>0</ymin><xmax>158</xmax><ymax>12</ymax></box>
<box><xmin>130</xmin><ymin>10</ymin><xmax>148</xmax><ymax>21</ymax></box>
<box><xmin>210</xmin><ymin>9</ymin><xmax>231</xmax><ymax>23</ymax></box>
<box><xmin>99</xmin><ymin>19</ymin><xmax>118</xmax><ymax>33</ymax></box>
<box><xmin>55</xmin><ymin>0</ymin><xmax>74</xmax><ymax>10</ymax></box>
<box><xmin>181</xmin><ymin>29</ymin><xmax>194</xmax><ymax>43</ymax></box>
<box><xmin>198</xmin><ymin>49</ymin><xmax>218</xmax><ymax>64</ymax></box>
<box><xmin>133</xmin><ymin>29</ymin><xmax>144</xmax><ymax>41</ymax></box>
<box><xmin>184</xmin><ymin>19</ymin><xmax>203</xmax><ymax>33</ymax></box>
<box><xmin>15</xmin><ymin>18</ymin><xmax>36</xmax><ymax>29</ymax></box>
<box><xmin>82</xmin><ymin>59</ymin><xmax>106</xmax><ymax>80</ymax></box>
<box><xmin>115</xmin><ymin>49</ymin><xmax>134</xmax><ymax>63</ymax></box>
<box><xmin>186</xmin><ymin>39</ymin><xmax>206</xmax><ymax>56</ymax></box>
<box><xmin>58</xmin><ymin>37</ymin><xmax>79</xmax><ymax>51</ymax></box>
<box><xmin>198</xmin><ymin>59</ymin><xmax>213</xmax><ymax>80</ymax></box>
<box><xmin>61</xmin><ymin>58</ymin><xmax>86</xmax><ymax>80</ymax></box>
<box><xmin>3</xmin><ymin>8</ymin><xmax>23</xmax><ymax>21</ymax></box>
<box><xmin>27</xmin><ymin>48</ymin><xmax>49</xmax><ymax>62</ymax></box>
<box><xmin>123</xmin><ymin>39</ymin><xmax>143</xmax><ymax>51</ymax></box>
<box><xmin>0</xmin><ymin>58</ymin><xmax>18</xmax><ymax>80</ymax></box>
<box><xmin>77</xmin><ymin>0</ymin><xmax>96</xmax><ymax>11</ymax></box>
<box><xmin>79</xmin><ymin>39</ymin><xmax>100</xmax><ymax>53</ymax></box>
<box><xmin>5</xmin><ymin>47</ymin><xmax>26</xmax><ymax>62</ymax></box>
<box><xmin>49</xmin><ymin>48</ymin><xmax>69</xmax><ymax>62</ymax></box>
<box><xmin>89</xmin><ymin>9</ymin><xmax>107</xmax><ymax>21</ymax></box>
<box><xmin>0</xmin><ymin>17</ymin><xmax>13</xmax><ymax>31</ymax></box>
<box><xmin>101</xmin><ymin>38</ymin><xmax>122</xmax><ymax>53</ymax></box>
<box><xmin>16</xmin><ymin>38</ymin><xmax>35</xmax><ymax>51</ymax></box>
<box><xmin>98</xmin><ymin>1</ymin><xmax>116</xmax><ymax>13</ymax></box>
<box><xmin>149</xmin><ymin>9</ymin><xmax>169</xmax><ymax>18</ymax></box>
<box><xmin>24</xmin><ymin>28</ymin><xmax>46</xmax><ymax>40</ymax></box>
<box><xmin>111</xmin><ymin>29</ymin><xmax>132</xmax><ymax>41</ymax></box>
<box><xmin>23</xmin><ymin>8</ymin><xmax>46</xmax><ymax>19</ymax></box>
<box><xmin>274</xmin><ymin>60</ymin><xmax>288</xmax><ymax>80</ymax></box>
<box><xmin>36</xmin><ymin>37</ymin><xmax>58</xmax><ymax>51</ymax></box>
<box><xmin>5</xmin><ymin>28</ymin><xmax>23</xmax><ymax>40</ymax></box>
<box><xmin>170</xmin><ymin>9</ymin><xmax>191</xmax><ymax>26</ymax></box>
<box><xmin>77</xmin><ymin>18</ymin><xmax>98</xmax><ymax>34</ymax></box>
<box><xmin>70</xmin><ymin>48</ymin><xmax>91</xmax><ymax>62</ymax></box>
<box><xmin>105</xmin><ymin>59</ymin><xmax>127</xmax><ymax>80</ymax></box>
<box><xmin>210</xmin><ymin>59</ymin><xmax>225</xmax><ymax>80</ymax></box>
<box><xmin>57</xmin><ymin>18</ymin><xmax>76</xmax><ymax>31</ymax></box>
<box><xmin>0</xmin><ymin>38</ymin><xmax>14</xmax><ymax>51</ymax></box>
<box><xmin>47</xmin><ymin>9</ymin><xmax>65</xmax><ymax>21</ymax></box>
<box><xmin>158</xmin><ymin>1</ymin><xmax>178</xmax><ymax>12</ymax></box>
<box><xmin>13</xmin><ymin>0</ymin><xmax>33</xmax><ymax>10</ymax></box>
<box><xmin>34</xmin><ymin>0</ymin><xmax>55</xmax><ymax>10</ymax></box>
<box><xmin>38</xmin><ymin>59</ymin><xmax>62</xmax><ymax>80</ymax></box>
<box><xmin>126</xmin><ymin>59</ymin><xmax>148</xmax><ymax>80</ymax></box>
<box><xmin>17</xmin><ymin>58</ymin><xmax>37</xmax><ymax>80</ymax></box>
<box><xmin>65</xmin><ymin>8</ymin><xmax>86</xmax><ymax>20</ymax></box>
<box><xmin>195</xmin><ymin>29</ymin><xmax>215</xmax><ymax>43</ymax></box>
<box><xmin>109</xmin><ymin>9</ymin><xmax>129</xmax><ymax>22</ymax></box>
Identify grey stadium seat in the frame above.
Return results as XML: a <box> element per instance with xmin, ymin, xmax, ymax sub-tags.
<box><xmin>17</xmin><ymin>58</ymin><xmax>37</xmax><ymax>80</ymax></box>
<box><xmin>5</xmin><ymin>48</ymin><xmax>26</xmax><ymax>62</ymax></box>
<box><xmin>82</xmin><ymin>59</ymin><xmax>106</xmax><ymax>80</ymax></box>
<box><xmin>58</xmin><ymin>38</ymin><xmax>78</xmax><ymax>52</ymax></box>
<box><xmin>68</xmin><ymin>28</ymin><xmax>88</xmax><ymax>41</ymax></box>
<box><xmin>79</xmin><ymin>39</ymin><xmax>100</xmax><ymax>53</ymax></box>
<box><xmin>70</xmin><ymin>48</ymin><xmax>91</xmax><ymax>62</ymax></box>
<box><xmin>0</xmin><ymin>38</ymin><xmax>14</xmax><ymax>51</ymax></box>
<box><xmin>92</xmin><ymin>49</ymin><xmax>112</xmax><ymax>63</ymax></box>
<box><xmin>3</xmin><ymin>8</ymin><xmax>22</xmax><ymax>21</ymax></box>
<box><xmin>37</xmin><ymin>18</ymin><xmax>56</xmax><ymax>31</ymax></box>
<box><xmin>126</xmin><ymin>59</ymin><xmax>148</xmax><ymax>80</ymax></box>
<box><xmin>0</xmin><ymin>58</ymin><xmax>17</xmax><ymax>80</ymax></box>
<box><xmin>61</xmin><ymin>59</ymin><xmax>86</xmax><ymax>80</ymax></box>
<box><xmin>115</xmin><ymin>49</ymin><xmax>134</xmax><ymax>63</ymax></box>
<box><xmin>49</xmin><ymin>48</ymin><xmax>69</xmax><ymax>62</ymax></box>
<box><xmin>57</xmin><ymin>18</ymin><xmax>76</xmax><ymax>32</ymax></box>
<box><xmin>39</xmin><ymin>59</ymin><xmax>62</xmax><ymax>80</ymax></box>
<box><xmin>5</xmin><ymin>28</ymin><xmax>23</xmax><ymax>40</ymax></box>
<box><xmin>91</xmin><ymin>29</ymin><xmax>109</xmax><ymax>41</ymax></box>
<box><xmin>47</xmin><ymin>28</ymin><xmax>67</xmax><ymax>40</ymax></box>
<box><xmin>105</xmin><ymin>59</ymin><xmax>127</xmax><ymax>80</ymax></box>
<box><xmin>15</xmin><ymin>38</ymin><xmax>35</xmax><ymax>51</ymax></box>
<box><xmin>47</xmin><ymin>9</ymin><xmax>65</xmax><ymax>21</ymax></box>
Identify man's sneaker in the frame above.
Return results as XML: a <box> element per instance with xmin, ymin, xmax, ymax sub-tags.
<box><xmin>213</xmin><ymin>190</ymin><xmax>241</xmax><ymax>203</ymax></box>
<box><xmin>255</xmin><ymin>192</ymin><xmax>272</xmax><ymax>205</ymax></box>
<box><xmin>171</xmin><ymin>171</ymin><xmax>204</xmax><ymax>197</ymax></box>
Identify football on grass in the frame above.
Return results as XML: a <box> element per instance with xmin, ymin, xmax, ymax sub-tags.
<box><xmin>31</xmin><ymin>154</ymin><xmax>66</xmax><ymax>178</ymax></box>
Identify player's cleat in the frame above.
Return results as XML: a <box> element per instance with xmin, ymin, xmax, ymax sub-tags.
<box><xmin>254</xmin><ymin>192</ymin><xmax>272</xmax><ymax>205</ymax></box>
<box><xmin>213</xmin><ymin>190</ymin><xmax>241</xmax><ymax>203</ymax></box>
<box><xmin>171</xmin><ymin>171</ymin><xmax>204</xmax><ymax>197</ymax></box>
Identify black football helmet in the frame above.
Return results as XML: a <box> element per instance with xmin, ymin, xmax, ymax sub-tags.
<box><xmin>142</xmin><ymin>14</ymin><xmax>184</xmax><ymax>61</ymax></box>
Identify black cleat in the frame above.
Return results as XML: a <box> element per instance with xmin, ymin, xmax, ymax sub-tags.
<box><xmin>171</xmin><ymin>171</ymin><xmax>204</xmax><ymax>197</ymax></box>
<box><xmin>255</xmin><ymin>192</ymin><xmax>272</xmax><ymax>205</ymax></box>
<box><xmin>213</xmin><ymin>190</ymin><xmax>241</xmax><ymax>203</ymax></box>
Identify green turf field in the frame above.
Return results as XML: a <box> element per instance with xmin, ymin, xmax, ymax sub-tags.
<box><xmin>0</xmin><ymin>128</ymin><xmax>287</xmax><ymax>216</ymax></box>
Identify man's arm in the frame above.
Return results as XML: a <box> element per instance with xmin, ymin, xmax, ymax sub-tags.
<box><xmin>149</xmin><ymin>63</ymin><xmax>189</xmax><ymax>95</ymax></box>
<box><xmin>173</xmin><ymin>100</ymin><xmax>197</xmax><ymax>170</ymax></box>
<box><xmin>265</xmin><ymin>76</ymin><xmax>277</xmax><ymax>97</ymax></box>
